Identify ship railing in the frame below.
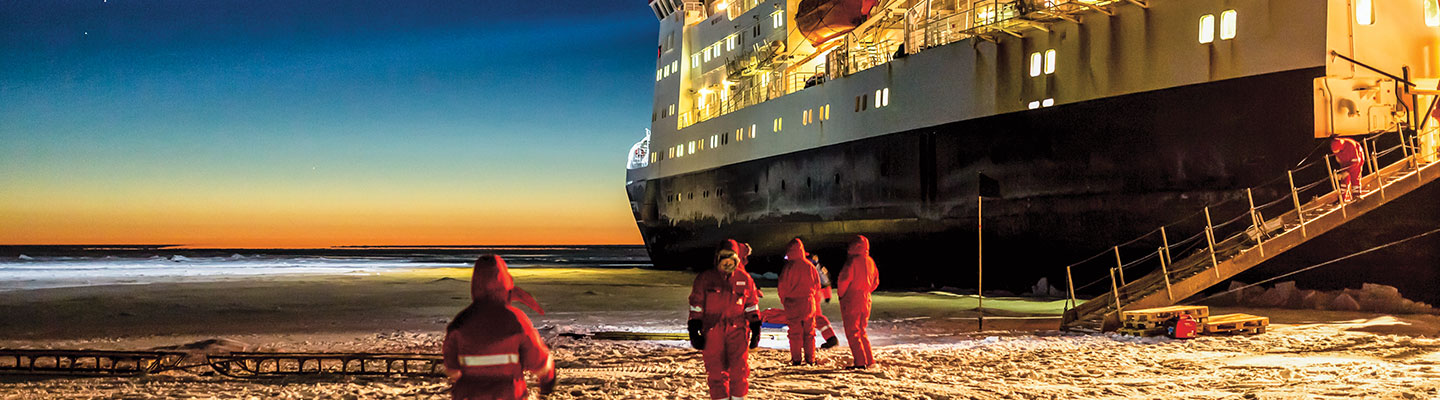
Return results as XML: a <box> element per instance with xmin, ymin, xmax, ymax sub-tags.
<box><xmin>1059</xmin><ymin>125</ymin><xmax>1435</xmax><ymax>314</ymax></box>
<box><xmin>917</xmin><ymin>0</ymin><xmax>1130</xmax><ymax>49</ymax></box>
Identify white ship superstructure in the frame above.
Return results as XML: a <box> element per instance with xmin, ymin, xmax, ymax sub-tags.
<box><xmin>625</xmin><ymin>0</ymin><xmax>1440</xmax><ymax>301</ymax></box>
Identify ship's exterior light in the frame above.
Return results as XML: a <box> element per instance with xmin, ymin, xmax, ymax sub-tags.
<box><xmin>1028</xmin><ymin>101</ymin><xmax>1040</xmax><ymax>109</ymax></box>
<box><xmin>1042</xmin><ymin>98</ymin><xmax>1054</xmax><ymax>107</ymax></box>
<box><xmin>1030</xmin><ymin>52</ymin><xmax>1042</xmax><ymax>77</ymax></box>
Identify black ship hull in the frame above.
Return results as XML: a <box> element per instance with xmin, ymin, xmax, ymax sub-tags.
<box><xmin>627</xmin><ymin>66</ymin><xmax>1440</xmax><ymax>303</ymax></box>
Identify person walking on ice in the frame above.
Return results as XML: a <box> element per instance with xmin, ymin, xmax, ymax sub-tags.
<box><xmin>442</xmin><ymin>255</ymin><xmax>556</xmax><ymax>400</ymax></box>
<box><xmin>688</xmin><ymin>247</ymin><xmax>761</xmax><ymax>400</ymax></box>
<box><xmin>838</xmin><ymin>235</ymin><xmax>879</xmax><ymax>369</ymax></box>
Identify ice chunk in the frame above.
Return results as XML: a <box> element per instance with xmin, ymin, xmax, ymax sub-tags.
<box><xmin>17</xmin><ymin>254</ymin><xmax>33</xmax><ymax>260</ymax></box>
<box><xmin>762</xmin><ymin>272</ymin><xmax>779</xmax><ymax>280</ymax></box>
<box><xmin>168</xmin><ymin>255</ymin><xmax>190</xmax><ymax>262</ymax></box>
<box><xmin>1329</xmin><ymin>293</ymin><xmax>1361</xmax><ymax>311</ymax></box>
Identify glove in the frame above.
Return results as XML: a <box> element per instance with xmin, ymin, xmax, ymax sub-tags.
<box><xmin>688</xmin><ymin>319</ymin><xmax>705</xmax><ymax>350</ymax></box>
<box><xmin>538</xmin><ymin>368</ymin><xmax>557</xmax><ymax>396</ymax></box>
<box><xmin>748</xmin><ymin>320</ymin><xmax>762</xmax><ymax>349</ymax></box>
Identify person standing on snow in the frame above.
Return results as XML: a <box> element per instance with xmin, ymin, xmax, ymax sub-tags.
<box><xmin>837</xmin><ymin>235</ymin><xmax>879</xmax><ymax>369</ymax></box>
<box><xmin>778</xmin><ymin>238</ymin><xmax>822</xmax><ymax>366</ymax></box>
<box><xmin>688</xmin><ymin>248</ymin><xmax>761</xmax><ymax>400</ymax></box>
<box><xmin>720</xmin><ymin>239</ymin><xmax>770</xmax><ymax>349</ymax></box>
<box><xmin>442</xmin><ymin>255</ymin><xmax>556</xmax><ymax>400</ymax></box>
<box><xmin>1330</xmin><ymin>135</ymin><xmax>1366</xmax><ymax>202</ymax></box>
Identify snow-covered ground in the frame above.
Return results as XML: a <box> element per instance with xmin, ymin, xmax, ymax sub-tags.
<box><xmin>1</xmin><ymin>268</ymin><xmax>1437</xmax><ymax>399</ymax></box>
<box><xmin>2</xmin><ymin>316</ymin><xmax>1439</xmax><ymax>399</ymax></box>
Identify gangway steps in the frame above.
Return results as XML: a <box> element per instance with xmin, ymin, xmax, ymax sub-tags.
<box><xmin>1062</xmin><ymin>132</ymin><xmax>1438</xmax><ymax>330</ymax></box>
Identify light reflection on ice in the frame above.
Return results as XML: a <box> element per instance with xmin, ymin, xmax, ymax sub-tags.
<box><xmin>0</xmin><ymin>256</ymin><xmax>463</xmax><ymax>291</ymax></box>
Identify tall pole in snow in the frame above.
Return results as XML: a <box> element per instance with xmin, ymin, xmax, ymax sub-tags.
<box><xmin>977</xmin><ymin>194</ymin><xmax>984</xmax><ymax>332</ymax></box>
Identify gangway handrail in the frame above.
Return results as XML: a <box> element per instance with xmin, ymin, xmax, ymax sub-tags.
<box><xmin>1062</xmin><ymin>123</ymin><xmax>1438</xmax><ymax>328</ymax></box>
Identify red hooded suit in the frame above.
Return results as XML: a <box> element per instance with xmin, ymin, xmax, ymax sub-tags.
<box><xmin>442</xmin><ymin>255</ymin><xmax>555</xmax><ymax>400</ymax></box>
<box><xmin>837</xmin><ymin>235</ymin><xmax>878</xmax><ymax>368</ymax></box>
<box><xmin>777</xmin><ymin>238</ymin><xmax>822</xmax><ymax>364</ymax></box>
<box><xmin>689</xmin><ymin>250</ymin><xmax>760</xmax><ymax>400</ymax></box>
<box><xmin>1331</xmin><ymin>137</ymin><xmax>1365</xmax><ymax>198</ymax></box>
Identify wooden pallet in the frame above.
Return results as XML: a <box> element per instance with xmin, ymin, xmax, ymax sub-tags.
<box><xmin>1203</xmin><ymin>313</ymin><xmax>1269</xmax><ymax>335</ymax></box>
<box><xmin>1120</xmin><ymin>306</ymin><xmax>1209</xmax><ymax>330</ymax></box>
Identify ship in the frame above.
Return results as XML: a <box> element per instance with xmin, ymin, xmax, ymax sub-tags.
<box><xmin>626</xmin><ymin>0</ymin><xmax>1440</xmax><ymax>302</ymax></box>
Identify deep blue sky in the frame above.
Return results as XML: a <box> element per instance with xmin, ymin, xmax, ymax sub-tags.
<box><xmin>0</xmin><ymin>0</ymin><xmax>658</xmax><ymax>246</ymax></box>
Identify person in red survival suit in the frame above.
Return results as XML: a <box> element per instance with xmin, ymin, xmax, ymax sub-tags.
<box><xmin>778</xmin><ymin>238</ymin><xmax>823</xmax><ymax>365</ymax></box>
<box><xmin>442</xmin><ymin>255</ymin><xmax>556</xmax><ymax>400</ymax></box>
<box><xmin>688</xmin><ymin>248</ymin><xmax>761</xmax><ymax>400</ymax></box>
<box><xmin>837</xmin><ymin>235</ymin><xmax>879</xmax><ymax>369</ymax></box>
<box><xmin>1330</xmin><ymin>135</ymin><xmax>1366</xmax><ymax>202</ymax></box>
<box><xmin>757</xmin><ymin>308</ymin><xmax>840</xmax><ymax>349</ymax></box>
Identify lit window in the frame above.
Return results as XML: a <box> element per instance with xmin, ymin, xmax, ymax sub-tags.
<box><xmin>1028</xmin><ymin>101</ymin><xmax>1040</xmax><ymax>110</ymax></box>
<box><xmin>1357</xmin><ymin>0</ymin><xmax>1374</xmax><ymax>25</ymax></box>
<box><xmin>772</xmin><ymin>11</ymin><xmax>784</xmax><ymax>28</ymax></box>
<box><xmin>1029</xmin><ymin>52</ymin><xmax>1042</xmax><ymax>77</ymax></box>
<box><xmin>704</xmin><ymin>48</ymin><xmax>712</xmax><ymax>62</ymax></box>
<box><xmin>698</xmin><ymin>139</ymin><xmax>705</xmax><ymax>151</ymax></box>
<box><xmin>774</xmin><ymin>118</ymin><xmax>779</xmax><ymax>132</ymax></box>
<box><xmin>672</xmin><ymin>60</ymin><xmax>678</xmax><ymax>71</ymax></box>
<box><xmin>882</xmin><ymin>88</ymin><xmax>890</xmax><ymax>107</ymax></box>
<box><xmin>875</xmin><ymin>89</ymin><xmax>882</xmax><ymax>108</ymax></box>
<box><xmin>692</xmin><ymin>54</ymin><xmax>700</xmax><ymax>67</ymax></box>
<box><xmin>727</xmin><ymin>35</ymin><xmax>737</xmax><ymax>51</ymax></box>
<box><xmin>1044</xmin><ymin>49</ymin><xmax>1056</xmax><ymax>74</ymax></box>
<box><xmin>688</xmin><ymin>141</ymin><xmax>695</xmax><ymax>155</ymax></box>
<box><xmin>821</xmin><ymin>105</ymin><xmax>829</xmax><ymax>120</ymax></box>
<box><xmin>657</xmin><ymin>69</ymin><xmax>663</xmax><ymax>81</ymax></box>
<box><xmin>1042</xmin><ymin>98</ymin><xmax>1054</xmax><ymax>107</ymax></box>
<box><xmin>1429</xmin><ymin>0</ymin><xmax>1440</xmax><ymax>26</ymax></box>
<box><xmin>1198</xmin><ymin>14</ymin><xmax>1215</xmax><ymax>44</ymax></box>
<box><xmin>1220</xmin><ymin>10</ymin><xmax>1237</xmax><ymax>40</ymax></box>
<box><xmin>750</xmin><ymin>124</ymin><xmax>756</xmax><ymax>138</ymax></box>
<box><xmin>712</xmin><ymin>46</ymin><xmax>720</xmax><ymax>58</ymax></box>
<box><xmin>773</xmin><ymin>118</ymin><xmax>780</xmax><ymax>133</ymax></box>
<box><xmin>669</xmin><ymin>104</ymin><xmax>676</xmax><ymax>115</ymax></box>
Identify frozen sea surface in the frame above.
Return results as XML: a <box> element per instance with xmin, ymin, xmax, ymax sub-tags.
<box><xmin>0</xmin><ymin>246</ymin><xmax>650</xmax><ymax>291</ymax></box>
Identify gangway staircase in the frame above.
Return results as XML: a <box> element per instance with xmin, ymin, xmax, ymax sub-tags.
<box><xmin>1061</xmin><ymin>128</ymin><xmax>1440</xmax><ymax>331</ymax></box>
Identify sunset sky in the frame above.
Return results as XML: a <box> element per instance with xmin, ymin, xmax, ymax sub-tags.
<box><xmin>0</xmin><ymin>0</ymin><xmax>656</xmax><ymax>247</ymax></box>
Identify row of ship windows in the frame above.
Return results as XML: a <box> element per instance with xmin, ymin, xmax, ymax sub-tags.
<box><xmin>655</xmin><ymin>60</ymin><xmax>680</xmax><ymax>81</ymax></box>
<box><xmin>691</xmin><ymin>11</ymin><xmax>784</xmax><ymax>69</ymax></box>
<box><xmin>654</xmin><ymin>104</ymin><xmax>678</xmax><ymax>121</ymax></box>
<box><xmin>1197</xmin><ymin>10</ymin><xmax>1239</xmax><ymax>44</ymax></box>
<box><xmin>1359</xmin><ymin>0</ymin><xmax>1440</xmax><ymax>26</ymax></box>
<box><xmin>665</xmin><ymin>174</ymin><xmax>845</xmax><ymax>203</ymax></box>
<box><xmin>652</xmin><ymin>88</ymin><xmax>890</xmax><ymax>163</ymax></box>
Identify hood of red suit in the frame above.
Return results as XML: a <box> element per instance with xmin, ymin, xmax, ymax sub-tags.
<box><xmin>848</xmin><ymin>235</ymin><xmax>870</xmax><ymax>256</ymax></box>
<box><xmin>785</xmin><ymin>238</ymin><xmax>807</xmax><ymax>261</ymax></box>
<box><xmin>470</xmin><ymin>254</ymin><xmax>514</xmax><ymax>303</ymax></box>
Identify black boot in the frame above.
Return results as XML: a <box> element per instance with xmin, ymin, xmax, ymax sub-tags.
<box><xmin>820</xmin><ymin>336</ymin><xmax>839</xmax><ymax>349</ymax></box>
